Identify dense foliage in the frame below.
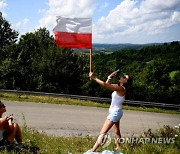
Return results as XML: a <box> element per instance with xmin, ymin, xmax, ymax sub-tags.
<box><xmin>0</xmin><ymin>12</ymin><xmax>179</xmax><ymax>104</ymax></box>
<box><xmin>90</xmin><ymin>43</ymin><xmax>180</xmax><ymax>105</ymax></box>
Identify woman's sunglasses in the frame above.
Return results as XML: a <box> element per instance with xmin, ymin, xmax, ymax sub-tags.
<box><xmin>121</xmin><ymin>75</ymin><xmax>128</xmax><ymax>80</ymax></box>
<box><xmin>122</xmin><ymin>76</ymin><xmax>127</xmax><ymax>79</ymax></box>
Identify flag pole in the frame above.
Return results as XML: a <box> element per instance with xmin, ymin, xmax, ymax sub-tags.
<box><xmin>90</xmin><ymin>48</ymin><xmax>92</xmax><ymax>73</ymax></box>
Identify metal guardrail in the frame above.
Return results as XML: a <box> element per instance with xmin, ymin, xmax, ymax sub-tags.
<box><xmin>0</xmin><ymin>89</ymin><xmax>179</xmax><ymax>110</ymax></box>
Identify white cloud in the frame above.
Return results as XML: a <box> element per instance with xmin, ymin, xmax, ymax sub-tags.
<box><xmin>37</xmin><ymin>0</ymin><xmax>98</xmax><ymax>33</ymax></box>
<box><xmin>95</xmin><ymin>0</ymin><xmax>140</xmax><ymax>34</ymax></box>
<box><xmin>0</xmin><ymin>0</ymin><xmax>7</xmax><ymax>17</ymax></box>
<box><xmin>13</xmin><ymin>18</ymin><xmax>32</xmax><ymax>35</ymax></box>
<box><xmin>140</xmin><ymin>0</ymin><xmax>180</xmax><ymax>13</ymax></box>
<box><xmin>0</xmin><ymin>0</ymin><xmax>7</xmax><ymax>9</ymax></box>
<box><xmin>93</xmin><ymin>0</ymin><xmax>180</xmax><ymax>43</ymax></box>
<box><xmin>172</xmin><ymin>11</ymin><xmax>180</xmax><ymax>22</ymax></box>
<box><xmin>35</xmin><ymin>0</ymin><xmax>180</xmax><ymax>43</ymax></box>
<box><xmin>15</xmin><ymin>18</ymin><xmax>29</xmax><ymax>28</ymax></box>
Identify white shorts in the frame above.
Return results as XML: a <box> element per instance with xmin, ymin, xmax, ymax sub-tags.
<box><xmin>107</xmin><ymin>108</ymin><xmax>123</xmax><ymax>122</ymax></box>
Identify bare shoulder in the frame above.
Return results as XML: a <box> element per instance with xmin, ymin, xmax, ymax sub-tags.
<box><xmin>0</xmin><ymin>117</ymin><xmax>8</xmax><ymax>124</ymax></box>
<box><xmin>115</xmin><ymin>85</ymin><xmax>125</xmax><ymax>96</ymax></box>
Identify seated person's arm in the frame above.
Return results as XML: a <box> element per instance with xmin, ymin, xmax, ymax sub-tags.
<box><xmin>0</xmin><ymin>117</ymin><xmax>13</xmax><ymax>133</ymax></box>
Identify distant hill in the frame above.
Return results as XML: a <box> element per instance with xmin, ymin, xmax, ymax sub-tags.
<box><xmin>92</xmin><ymin>43</ymin><xmax>163</xmax><ymax>52</ymax></box>
<box><xmin>74</xmin><ymin>41</ymin><xmax>179</xmax><ymax>53</ymax></box>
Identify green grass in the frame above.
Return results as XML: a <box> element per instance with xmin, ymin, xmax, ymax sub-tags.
<box><xmin>0</xmin><ymin>92</ymin><xmax>180</xmax><ymax>153</ymax></box>
<box><xmin>0</xmin><ymin>92</ymin><xmax>179</xmax><ymax>114</ymax></box>
<box><xmin>0</xmin><ymin>124</ymin><xmax>179</xmax><ymax>154</ymax></box>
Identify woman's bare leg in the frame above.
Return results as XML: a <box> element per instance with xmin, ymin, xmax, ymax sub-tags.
<box><xmin>15</xmin><ymin>123</ymin><xmax>22</xmax><ymax>143</ymax></box>
<box><xmin>7</xmin><ymin>123</ymin><xmax>22</xmax><ymax>144</ymax></box>
<box><xmin>92</xmin><ymin>119</ymin><xmax>114</xmax><ymax>152</ymax></box>
<box><xmin>112</xmin><ymin>121</ymin><xmax>121</xmax><ymax>151</ymax></box>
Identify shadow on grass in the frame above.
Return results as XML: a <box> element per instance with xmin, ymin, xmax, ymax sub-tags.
<box><xmin>0</xmin><ymin>142</ymin><xmax>40</xmax><ymax>154</ymax></box>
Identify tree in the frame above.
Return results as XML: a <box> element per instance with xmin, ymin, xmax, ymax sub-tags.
<box><xmin>37</xmin><ymin>47</ymin><xmax>85</xmax><ymax>94</ymax></box>
<box><xmin>0</xmin><ymin>12</ymin><xmax>18</xmax><ymax>60</ymax></box>
<box><xmin>0</xmin><ymin>14</ymin><xmax>179</xmax><ymax>105</ymax></box>
<box><xmin>170</xmin><ymin>71</ymin><xmax>180</xmax><ymax>104</ymax></box>
<box><xmin>0</xmin><ymin>12</ymin><xmax>19</xmax><ymax>89</ymax></box>
<box><xmin>14</xmin><ymin>28</ymin><xmax>55</xmax><ymax>90</ymax></box>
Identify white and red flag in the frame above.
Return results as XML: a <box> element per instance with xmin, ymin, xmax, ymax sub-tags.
<box><xmin>53</xmin><ymin>16</ymin><xmax>92</xmax><ymax>49</ymax></box>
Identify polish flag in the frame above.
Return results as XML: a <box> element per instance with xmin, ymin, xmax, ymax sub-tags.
<box><xmin>53</xmin><ymin>17</ymin><xmax>92</xmax><ymax>49</ymax></box>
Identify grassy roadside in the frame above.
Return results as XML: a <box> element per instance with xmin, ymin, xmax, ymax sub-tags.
<box><xmin>0</xmin><ymin>92</ymin><xmax>179</xmax><ymax>114</ymax></box>
<box><xmin>0</xmin><ymin>124</ymin><xmax>180</xmax><ymax>154</ymax></box>
<box><xmin>0</xmin><ymin>92</ymin><xmax>179</xmax><ymax>153</ymax></box>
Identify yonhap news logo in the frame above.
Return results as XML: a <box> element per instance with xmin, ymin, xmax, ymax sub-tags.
<box><xmin>101</xmin><ymin>124</ymin><xmax>179</xmax><ymax>148</ymax></box>
<box><xmin>117</xmin><ymin>137</ymin><xmax>175</xmax><ymax>144</ymax></box>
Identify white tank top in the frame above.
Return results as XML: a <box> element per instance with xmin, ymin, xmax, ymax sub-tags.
<box><xmin>109</xmin><ymin>91</ymin><xmax>125</xmax><ymax>110</ymax></box>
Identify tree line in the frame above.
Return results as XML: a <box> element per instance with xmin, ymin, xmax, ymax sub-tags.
<box><xmin>0</xmin><ymin>12</ymin><xmax>179</xmax><ymax>105</ymax></box>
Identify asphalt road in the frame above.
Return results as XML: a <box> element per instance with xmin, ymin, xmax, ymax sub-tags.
<box><xmin>3</xmin><ymin>100</ymin><xmax>180</xmax><ymax>137</ymax></box>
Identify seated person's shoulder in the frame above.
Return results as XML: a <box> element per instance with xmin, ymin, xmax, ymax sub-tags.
<box><xmin>0</xmin><ymin>117</ymin><xmax>8</xmax><ymax>124</ymax></box>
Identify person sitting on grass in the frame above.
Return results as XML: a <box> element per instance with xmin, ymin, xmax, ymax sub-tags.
<box><xmin>0</xmin><ymin>100</ymin><xmax>22</xmax><ymax>147</ymax></box>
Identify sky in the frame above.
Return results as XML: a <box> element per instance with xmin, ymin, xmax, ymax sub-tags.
<box><xmin>0</xmin><ymin>0</ymin><xmax>180</xmax><ymax>44</ymax></box>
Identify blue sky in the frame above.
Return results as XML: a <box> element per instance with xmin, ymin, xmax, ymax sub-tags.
<box><xmin>0</xmin><ymin>0</ymin><xmax>180</xmax><ymax>44</ymax></box>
